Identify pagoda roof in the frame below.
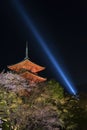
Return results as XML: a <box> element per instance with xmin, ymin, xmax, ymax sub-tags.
<box><xmin>20</xmin><ymin>71</ymin><xmax>47</xmax><ymax>83</ymax></box>
<box><xmin>8</xmin><ymin>59</ymin><xmax>45</xmax><ymax>73</ymax></box>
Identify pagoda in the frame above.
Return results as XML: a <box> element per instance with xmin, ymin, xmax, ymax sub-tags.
<box><xmin>8</xmin><ymin>42</ymin><xmax>46</xmax><ymax>83</ymax></box>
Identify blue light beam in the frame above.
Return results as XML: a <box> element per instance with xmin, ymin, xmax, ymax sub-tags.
<box><xmin>11</xmin><ymin>0</ymin><xmax>77</xmax><ymax>95</ymax></box>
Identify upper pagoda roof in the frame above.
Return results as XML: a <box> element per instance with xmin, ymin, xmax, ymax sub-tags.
<box><xmin>20</xmin><ymin>71</ymin><xmax>47</xmax><ymax>83</ymax></box>
<box><xmin>8</xmin><ymin>59</ymin><xmax>45</xmax><ymax>73</ymax></box>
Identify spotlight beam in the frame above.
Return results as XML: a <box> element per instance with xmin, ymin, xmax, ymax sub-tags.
<box><xmin>11</xmin><ymin>0</ymin><xmax>77</xmax><ymax>95</ymax></box>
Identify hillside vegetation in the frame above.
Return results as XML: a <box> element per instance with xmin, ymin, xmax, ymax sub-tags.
<box><xmin>0</xmin><ymin>72</ymin><xmax>87</xmax><ymax>130</ymax></box>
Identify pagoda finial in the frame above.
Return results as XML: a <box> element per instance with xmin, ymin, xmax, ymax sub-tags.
<box><xmin>25</xmin><ymin>41</ymin><xmax>29</xmax><ymax>59</ymax></box>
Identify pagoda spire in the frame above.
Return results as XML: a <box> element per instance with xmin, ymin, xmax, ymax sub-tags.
<box><xmin>25</xmin><ymin>41</ymin><xmax>29</xmax><ymax>59</ymax></box>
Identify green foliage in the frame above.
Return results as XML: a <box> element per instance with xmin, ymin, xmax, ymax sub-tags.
<box><xmin>0</xmin><ymin>72</ymin><xmax>87</xmax><ymax>130</ymax></box>
<box><xmin>0</xmin><ymin>87</ymin><xmax>23</xmax><ymax>129</ymax></box>
<box><xmin>29</xmin><ymin>80</ymin><xmax>87</xmax><ymax>130</ymax></box>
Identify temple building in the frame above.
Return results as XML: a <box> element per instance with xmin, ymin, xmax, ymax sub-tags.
<box><xmin>8</xmin><ymin>42</ymin><xmax>46</xmax><ymax>84</ymax></box>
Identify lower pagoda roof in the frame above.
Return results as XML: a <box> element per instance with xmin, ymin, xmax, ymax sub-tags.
<box><xmin>20</xmin><ymin>71</ymin><xmax>47</xmax><ymax>83</ymax></box>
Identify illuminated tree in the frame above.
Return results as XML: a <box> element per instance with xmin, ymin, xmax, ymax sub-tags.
<box><xmin>0</xmin><ymin>72</ymin><xmax>31</xmax><ymax>129</ymax></box>
<box><xmin>0</xmin><ymin>72</ymin><xmax>87</xmax><ymax>130</ymax></box>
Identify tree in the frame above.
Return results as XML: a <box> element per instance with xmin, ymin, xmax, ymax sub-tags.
<box><xmin>0</xmin><ymin>72</ymin><xmax>87</xmax><ymax>130</ymax></box>
<box><xmin>0</xmin><ymin>72</ymin><xmax>31</xmax><ymax>129</ymax></box>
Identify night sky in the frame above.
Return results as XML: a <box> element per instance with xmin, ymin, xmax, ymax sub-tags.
<box><xmin>1</xmin><ymin>0</ymin><xmax>87</xmax><ymax>91</ymax></box>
